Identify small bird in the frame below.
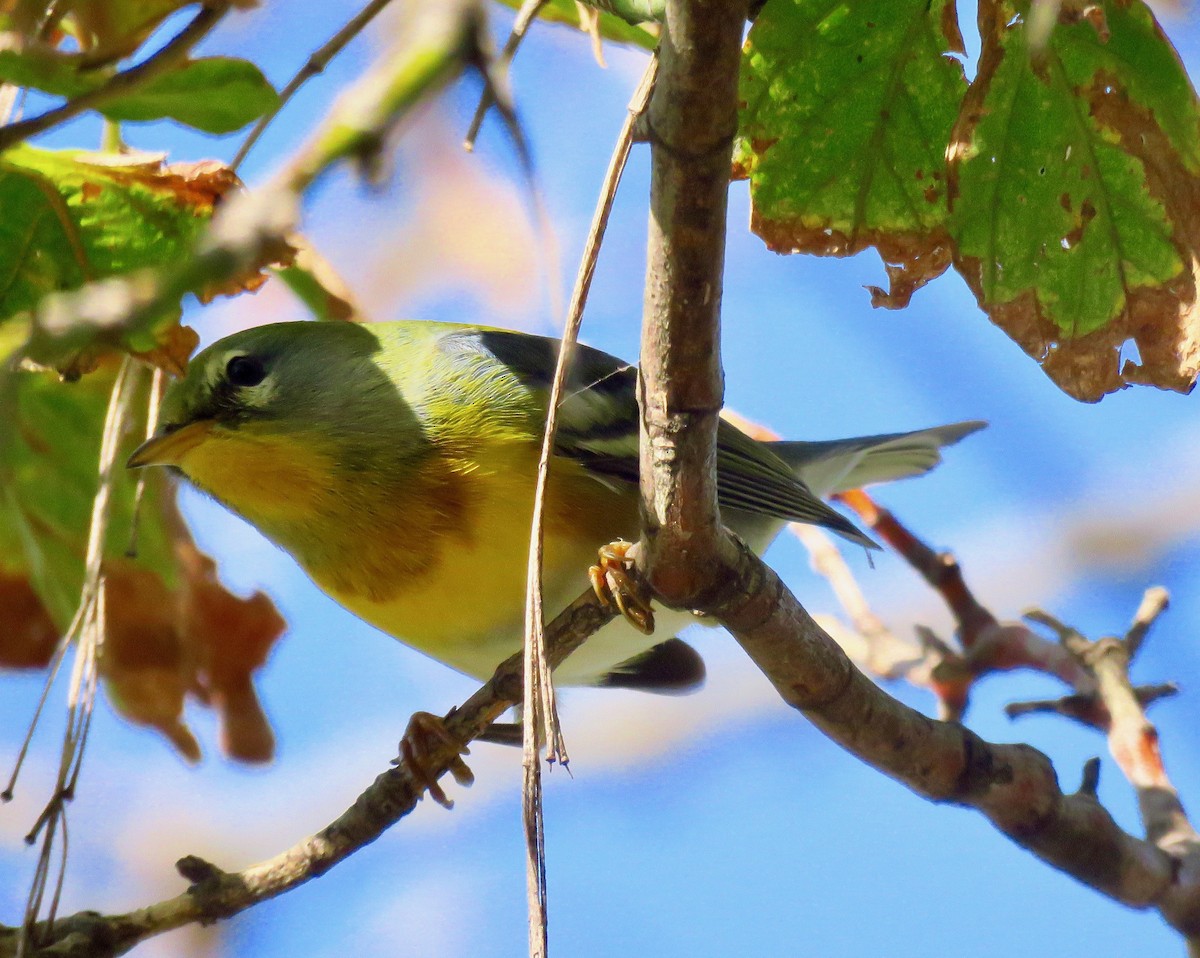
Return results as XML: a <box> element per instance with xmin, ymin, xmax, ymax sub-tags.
<box><xmin>129</xmin><ymin>320</ymin><xmax>983</xmax><ymax>696</ymax></box>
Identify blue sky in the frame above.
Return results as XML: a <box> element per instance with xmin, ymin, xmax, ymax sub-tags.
<box><xmin>3</xmin><ymin>2</ymin><xmax>1200</xmax><ymax>955</ymax></box>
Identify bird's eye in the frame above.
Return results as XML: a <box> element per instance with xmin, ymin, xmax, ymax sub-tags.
<box><xmin>226</xmin><ymin>355</ymin><xmax>267</xmax><ymax>388</ymax></box>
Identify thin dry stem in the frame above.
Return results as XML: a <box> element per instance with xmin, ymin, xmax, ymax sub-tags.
<box><xmin>16</xmin><ymin>358</ymin><xmax>141</xmax><ymax>956</ymax></box>
<box><xmin>517</xmin><ymin>53</ymin><xmax>656</xmax><ymax>958</ymax></box>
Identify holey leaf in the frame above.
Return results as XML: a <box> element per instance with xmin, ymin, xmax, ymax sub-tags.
<box><xmin>947</xmin><ymin>0</ymin><xmax>1200</xmax><ymax>401</ymax></box>
<box><xmin>0</xmin><ymin>360</ymin><xmax>285</xmax><ymax>762</ymax></box>
<box><xmin>735</xmin><ymin>0</ymin><xmax>968</xmax><ymax>307</ymax></box>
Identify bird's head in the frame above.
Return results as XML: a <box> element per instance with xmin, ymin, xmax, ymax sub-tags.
<box><xmin>127</xmin><ymin>321</ymin><xmax>427</xmax><ymax>522</ymax></box>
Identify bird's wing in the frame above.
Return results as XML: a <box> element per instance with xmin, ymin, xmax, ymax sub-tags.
<box><xmin>468</xmin><ymin>330</ymin><xmax>875</xmax><ymax>548</ymax></box>
<box><xmin>595</xmin><ymin>636</ymin><xmax>707</xmax><ymax>693</ymax></box>
<box><xmin>771</xmin><ymin>420</ymin><xmax>986</xmax><ymax>497</ymax></box>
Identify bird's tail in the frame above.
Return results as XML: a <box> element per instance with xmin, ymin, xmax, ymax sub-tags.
<box><xmin>770</xmin><ymin>420</ymin><xmax>986</xmax><ymax>499</ymax></box>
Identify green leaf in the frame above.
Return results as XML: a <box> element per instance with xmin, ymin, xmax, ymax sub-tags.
<box><xmin>0</xmin><ymin>363</ymin><xmax>171</xmax><ymax>624</ymax></box>
<box><xmin>0</xmin><ymin>145</ymin><xmax>239</xmax><ymax>363</ymax></box>
<box><xmin>0</xmin><ymin>52</ymin><xmax>278</xmax><ymax>133</ymax></box>
<box><xmin>0</xmin><ymin>161</ymin><xmax>89</xmax><ymax>319</ymax></box>
<box><xmin>736</xmin><ymin>0</ymin><xmax>967</xmax><ymax>306</ymax></box>
<box><xmin>0</xmin><ymin>45</ymin><xmax>97</xmax><ymax>99</ymax></box>
<box><xmin>947</xmin><ymin>0</ymin><xmax>1200</xmax><ymax>400</ymax></box>
<box><xmin>101</xmin><ymin>57</ymin><xmax>280</xmax><ymax>134</ymax></box>
<box><xmin>492</xmin><ymin>0</ymin><xmax>658</xmax><ymax>50</ymax></box>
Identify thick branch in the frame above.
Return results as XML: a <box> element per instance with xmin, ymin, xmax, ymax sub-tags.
<box><xmin>637</xmin><ymin>0</ymin><xmax>748</xmax><ymax>605</ymax></box>
<box><xmin>628</xmin><ymin>0</ymin><xmax>1199</xmax><ymax>942</ymax></box>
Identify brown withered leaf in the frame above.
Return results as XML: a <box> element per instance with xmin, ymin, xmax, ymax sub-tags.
<box><xmin>1</xmin><ymin>361</ymin><xmax>286</xmax><ymax>762</ymax></box>
<box><xmin>128</xmin><ymin>323</ymin><xmax>200</xmax><ymax>377</ymax></box>
<box><xmin>0</xmin><ymin>572</ymin><xmax>59</xmax><ymax>669</ymax></box>
<box><xmin>196</xmin><ymin>232</ymin><xmax>297</xmax><ymax>304</ymax></box>
<box><xmin>101</xmin><ymin>527</ymin><xmax>285</xmax><ymax>765</ymax></box>
<box><xmin>174</xmin><ymin>537</ymin><xmax>283</xmax><ymax>764</ymax></box>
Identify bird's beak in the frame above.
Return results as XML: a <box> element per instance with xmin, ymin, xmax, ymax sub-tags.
<box><xmin>127</xmin><ymin>420</ymin><xmax>212</xmax><ymax>469</ymax></box>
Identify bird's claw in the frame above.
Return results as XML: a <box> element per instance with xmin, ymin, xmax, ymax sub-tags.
<box><xmin>588</xmin><ymin>540</ymin><xmax>655</xmax><ymax>635</ymax></box>
<box><xmin>394</xmin><ymin>710</ymin><xmax>474</xmax><ymax>809</ymax></box>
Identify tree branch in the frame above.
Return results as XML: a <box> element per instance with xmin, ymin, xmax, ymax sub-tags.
<box><xmin>836</xmin><ymin>487</ymin><xmax>1092</xmax><ymax>717</ymax></box>
<box><xmin>713</xmin><ymin>537</ymin><xmax>1199</xmax><ymax>937</ymax></box>
<box><xmin>630</xmin><ymin>0</ymin><xmax>1200</xmax><ymax>944</ymax></box>
<box><xmin>0</xmin><ymin>591</ymin><xmax>616</xmax><ymax>958</ymax></box>
<box><xmin>637</xmin><ymin>0</ymin><xmax>748</xmax><ymax>605</ymax></box>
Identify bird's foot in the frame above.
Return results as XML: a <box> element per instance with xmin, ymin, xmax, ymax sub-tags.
<box><xmin>394</xmin><ymin>710</ymin><xmax>474</xmax><ymax>809</ymax></box>
<box><xmin>589</xmin><ymin>540</ymin><xmax>655</xmax><ymax>635</ymax></box>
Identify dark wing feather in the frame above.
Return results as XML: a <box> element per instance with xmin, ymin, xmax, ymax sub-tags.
<box><xmin>468</xmin><ymin>329</ymin><xmax>873</xmax><ymax>547</ymax></box>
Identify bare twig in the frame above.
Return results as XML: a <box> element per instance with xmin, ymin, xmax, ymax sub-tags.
<box><xmin>836</xmin><ymin>487</ymin><xmax>1091</xmax><ymax>716</ymax></box>
<box><xmin>0</xmin><ymin>2</ymin><xmax>232</xmax><ymax>152</ymax></box>
<box><xmin>464</xmin><ymin>0</ymin><xmax>549</xmax><ymax>151</ymax></box>
<box><xmin>836</xmin><ymin>488</ymin><xmax>997</xmax><ymax>642</ymax></box>
<box><xmin>1025</xmin><ymin>588</ymin><xmax>1200</xmax><ymax>940</ymax></box>
<box><xmin>713</xmin><ymin>539</ymin><xmax>1200</xmax><ymax>938</ymax></box>
<box><xmin>790</xmin><ymin>523</ymin><xmax>921</xmax><ymax>678</ymax></box>
<box><xmin>230</xmin><ymin>0</ymin><xmax>400</xmax><ymax>172</ymax></box>
<box><xmin>1005</xmin><ymin>682</ymin><xmax>1179</xmax><ymax>724</ymax></box>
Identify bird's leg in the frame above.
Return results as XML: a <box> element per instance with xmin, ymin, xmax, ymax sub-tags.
<box><xmin>589</xmin><ymin>540</ymin><xmax>655</xmax><ymax>635</ymax></box>
<box><xmin>394</xmin><ymin>711</ymin><xmax>474</xmax><ymax>809</ymax></box>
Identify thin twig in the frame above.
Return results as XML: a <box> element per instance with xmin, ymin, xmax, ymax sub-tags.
<box><xmin>1025</xmin><ymin>588</ymin><xmax>1200</xmax><ymax>942</ymax></box>
<box><xmin>464</xmin><ymin>0</ymin><xmax>549</xmax><ymax>151</ymax></box>
<box><xmin>230</xmin><ymin>0</ymin><xmax>400</xmax><ymax>172</ymax></box>
<box><xmin>836</xmin><ymin>487</ymin><xmax>1092</xmax><ymax>714</ymax></box>
<box><xmin>1</xmin><ymin>589</ymin><xmax>617</xmax><ymax>958</ymax></box>
<box><xmin>518</xmin><ymin>53</ymin><xmax>656</xmax><ymax>958</ymax></box>
<box><xmin>0</xmin><ymin>2</ymin><xmax>232</xmax><ymax>152</ymax></box>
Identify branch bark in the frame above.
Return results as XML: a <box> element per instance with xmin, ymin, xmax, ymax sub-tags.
<box><xmin>632</xmin><ymin>0</ymin><xmax>1200</xmax><ymax>944</ymax></box>
<box><xmin>637</xmin><ymin>0</ymin><xmax>748</xmax><ymax>604</ymax></box>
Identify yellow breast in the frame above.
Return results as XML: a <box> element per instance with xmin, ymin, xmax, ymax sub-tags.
<box><xmin>324</xmin><ymin>443</ymin><xmax>642</xmax><ymax>680</ymax></box>
<box><xmin>181</xmin><ymin>428</ymin><xmax>644</xmax><ymax>681</ymax></box>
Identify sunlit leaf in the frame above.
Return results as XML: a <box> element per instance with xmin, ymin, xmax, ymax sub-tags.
<box><xmin>947</xmin><ymin>0</ymin><xmax>1200</xmax><ymax>400</ymax></box>
<box><xmin>0</xmin><ymin>146</ymin><xmax>266</xmax><ymax>369</ymax></box>
<box><xmin>101</xmin><ymin>57</ymin><xmax>279</xmax><ymax>133</ymax></box>
<box><xmin>736</xmin><ymin>0</ymin><xmax>967</xmax><ymax>307</ymax></box>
